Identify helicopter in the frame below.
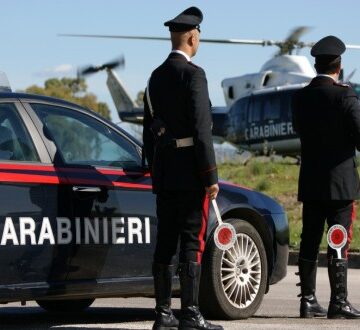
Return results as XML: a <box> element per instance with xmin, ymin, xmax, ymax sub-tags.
<box><xmin>77</xmin><ymin>60</ymin><xmax>246</xmax><ymax>163</ymax></box>
<box><xmin>65</xmin><ymin>27</ymin><xmax>360</xmax><ymax>156</ymax></box>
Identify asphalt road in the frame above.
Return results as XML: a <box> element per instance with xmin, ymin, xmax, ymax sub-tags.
<box><xmin>1</xmin><ymin>266</ymin><xmax>360</xmax><ymax>329</ymax></box>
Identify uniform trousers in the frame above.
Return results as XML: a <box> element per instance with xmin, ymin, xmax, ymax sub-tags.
<box><xmin>154</xmin><ymin>190</ymin><xmax>209</xmax><ymax>265</ymax></box>
<box><xmin>299</xmin><ymin>200</ymin><xmax>355</xmax><ymax>261</ymax></box>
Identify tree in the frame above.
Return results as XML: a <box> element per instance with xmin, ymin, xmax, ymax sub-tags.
<box><xmin>135</xmin><ymin>90</ymin><xmax>145</xmax><ymax>107</ymax></box>
<box><xmin>25</xmin><ymin>77</ymin><xmax>111</xmax><ymax>120</ymax></box>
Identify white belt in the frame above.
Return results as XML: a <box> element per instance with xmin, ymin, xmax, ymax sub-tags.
<box><xmin>174</xmin><ymin>137</ymin><xmax>194</xmax><ymax>148</ymax></box>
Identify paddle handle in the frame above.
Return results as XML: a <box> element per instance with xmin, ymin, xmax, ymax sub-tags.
<box><xmin>211</xmin><ymin>199</ymin><xmax>223</xmax><ymax>226</ymax></box>
<box><xmin>336</xmin><ymin>248</ymin><xmax>342</xmax><ymax>259</ymax></box>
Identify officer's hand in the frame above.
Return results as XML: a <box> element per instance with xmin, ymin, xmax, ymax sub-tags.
<box><xmin>206</xmin><ymin>184</ymin><xmax>219</xmax><ymax>200</ymax></box>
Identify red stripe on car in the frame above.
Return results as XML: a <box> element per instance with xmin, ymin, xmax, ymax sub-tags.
<box><xmin>0</xmin><ymin>172</ymin><xmax>152</xmax><ymax>189</ymax></box>
<box><xmin>220</xmin><ymin>180</ymin><xmax>252</xmax><ymax>191</ymax></box>
<box><xmin>66</xmin><ymin>177</ymin><xmax>151</xmax><ymax>189</ymax></box>
<box><xmin>0</xmin><ymin>163</ymin><xmax>151</xmax><ymax>177</ymax></box>
<box><xmin>0</xmin><ymin>172</ymin><xmax>64</xmax><ymax>185</ymax></box>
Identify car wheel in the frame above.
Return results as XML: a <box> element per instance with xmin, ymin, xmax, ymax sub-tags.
<box><xmin>200</xmin><ymin>218</ymin><xmax>268</xmax><ymax>319</ymax></box>
<box><xmin>36</xmin><ymin>298</ymin><xmax>95</xmax><ymax>313</ymax></box>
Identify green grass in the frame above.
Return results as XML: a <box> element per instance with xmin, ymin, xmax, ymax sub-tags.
<box><xmin>218</xmin><ymin>159</ymin><xmax>360</xmax><ymax>252</ymax></box>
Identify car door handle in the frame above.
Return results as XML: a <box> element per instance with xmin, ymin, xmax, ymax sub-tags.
<box><xmin>72</xmin><ymin>186</ymin><xmax>101</xmax><ymax>193</ymax></box>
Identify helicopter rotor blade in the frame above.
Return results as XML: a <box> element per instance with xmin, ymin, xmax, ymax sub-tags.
<box><xmin>80</xmin><ymin>65</ymin><xmax>100</xmax><ymax>76</ymax></box>
<box><xmin>59</xmin><ymin>33</ymin><xmax>360</xmax><ymax>52</ymax></box>
<box><xmin>103</xmin><ymin>56</ymin><xmax>125</xmax><ymax>70</ymax></box>
<box><xmin>286</xmin><ymin>26</ymin><xmax>311</xmax><ymax>44</ymax></box>
<box><xmin>59</xmin><ymin>34</ymin><xmax>171</xmax><ymax>42</ymax></box>
<box><xmin>59</xmin><ymin>33</ymin><xmax>285</xmax><ymax>47</ymax></box>
<box><xmin>344</xmin><ymin>44</ymin><xmax>360</xmax><ymax>49</ymax></box>
<box><xmin>276</xmin><ymin>26</ymin><xmax>311</xmax><ymax>56</ymax></box>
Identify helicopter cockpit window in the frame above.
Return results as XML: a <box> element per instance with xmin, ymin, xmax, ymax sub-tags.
<box><xmin>282</xmin><ymin>90</ymin><xmax>296</xmax><ymax>120</ymax></box>
<box><xmin>263</xmin><ymin>95</ymin><xmax>281</xmax><ymax>121</ymax></box>
<box><xmin>248</xmin><ymin>97</ymin><xmax>261</xmax><ymax>123</ymax></box>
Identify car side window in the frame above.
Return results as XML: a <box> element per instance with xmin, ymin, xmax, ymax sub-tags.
<box><xmin>0</xmin><ymin>103</ymin><xmax>39</xmax><ymax>162</ymax></box>
<box><xmin>31</xmin><ymin>103</ymin><xmax>141</xmax><ymax>169</ymax></box>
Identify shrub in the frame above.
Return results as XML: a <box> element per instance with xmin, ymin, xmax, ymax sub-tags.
<box><xmin>249</xmin><ymin>162</ymin><xmax>263</xmax><ymax>176</ymax></box>
<box><xmin>256</xmin><ymin>180</ymin><xmax>270</xmax><ymax>191</ymax></box>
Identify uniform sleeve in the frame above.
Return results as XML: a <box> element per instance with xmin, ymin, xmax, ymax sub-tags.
<box><xmin>189</xmin><ymin>68</ymin><xmax>218</xmax><ymax>187</ymax></box>
<box><xmin>343</xmin><ymin>88</ymin><xmax>360</xmax><ymax>150</ymax></box>
<box><xmin>142</xmin><ymin>90</ymin><xmax>155</xmax><ymax>170</ymax></box>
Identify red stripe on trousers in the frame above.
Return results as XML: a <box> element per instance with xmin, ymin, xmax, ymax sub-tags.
<box><xmin>197</xmin><ymin>194</ymin><xmax>210</xmax><ymax>264</ymax></box>
<box><xmin>346</xmin><ymin>201</ymin><xmax>356</xmax><ymax>258</ymax></box>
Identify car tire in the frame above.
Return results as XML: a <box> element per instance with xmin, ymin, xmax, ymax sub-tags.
<box><xmin>199</xmin><ymin>218</ymin><xmax>268</xmax><ymax>319</ymax></box>
<box><xmin>36</xmin><ymin>298</ymin><xmax>95</xmax><ymax>313</ymax></box>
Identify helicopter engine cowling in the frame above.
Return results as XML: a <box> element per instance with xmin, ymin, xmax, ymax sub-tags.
<box><xmin>222</xmin><ymin>55</ymin><xmax>315</xmax><ymax>107</ymax></box>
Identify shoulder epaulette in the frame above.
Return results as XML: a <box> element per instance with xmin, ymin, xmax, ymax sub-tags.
<box><xmin>334</xmin><ymin>82</ymin><xmax>349</xmax><ymax>88</ymax></box>
<box><xmin>188</xmin><ymin>62</ymin><xmax>200</xmax><ymax>68</ymax></box>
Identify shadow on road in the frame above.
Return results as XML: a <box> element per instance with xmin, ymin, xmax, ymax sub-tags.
<box><xmin>0</xmin><ymin>306</ymin><xmax>156</xmax><ymax>329</ymax></box>
<box><xmin>252</xmin><ymin>315</ymin><xmax>300</xmax><ymax>319</ymax></box>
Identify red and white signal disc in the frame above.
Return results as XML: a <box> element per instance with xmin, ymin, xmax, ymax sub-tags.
<box><xmin>327</xmin><ymin>225</ymin><xmax>347</xmax><ymax>250</ymax></box>
<box><xmin>214</xmin><ymin>223</ymin><xmax>237</xmax><ymax>251</ymax></box>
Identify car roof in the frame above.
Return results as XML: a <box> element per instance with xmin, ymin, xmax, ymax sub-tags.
<box><xmin>0</xmin><ymin>91</ymin><xmax>143</xmax><ymax>146</ymax></box>
<box><xmin>0</xmin><ymin>91</ymin><xmax>85</xmax><ymax>109</ymax></box>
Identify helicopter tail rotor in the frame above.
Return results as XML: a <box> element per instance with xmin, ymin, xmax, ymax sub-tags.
<box><xmin>78</xmin><ymin>56</ymin><xmax>125</xmax><ymax>77</ymax></box>
<box><xmin>344</xmin><ymin>68</ymin><xmax>357</xmax><ymax>82</ymax></box>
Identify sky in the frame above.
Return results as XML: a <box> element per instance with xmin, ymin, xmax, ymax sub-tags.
<box><xmin>2</xmin><ymin>0</ymin><xmax>360</xmax><ymax>122</ymax></box>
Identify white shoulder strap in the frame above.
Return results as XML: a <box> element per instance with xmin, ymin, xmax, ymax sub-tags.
<box><xmin>146</xmin><ymin>77</ymin><xmax>154</xmax><ymax>118</ymax></box>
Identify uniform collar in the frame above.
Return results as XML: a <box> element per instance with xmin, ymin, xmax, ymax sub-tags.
<box><xmin>316</xmin><ymin>74</ymin><xmax>337</xmax><ymax>82</ymax></box>
<box><xmin>171</xmin><ymin>49</ymin><xmax>191</xmax><ymax>62</ymax></box>
<box><xmin>310</xmin><ymin>74</ymin><xmax>337</xmax><ymax>86</ymax></box>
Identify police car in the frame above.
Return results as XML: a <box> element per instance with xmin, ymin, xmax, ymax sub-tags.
<box><xmin>0</xmin><ymin>76</ymin><xmax>288</xmax><ymax>320</ymax></box>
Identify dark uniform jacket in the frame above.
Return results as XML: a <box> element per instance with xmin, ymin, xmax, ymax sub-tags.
<box><xmin>292</xmin><ymin>75</ymin><xmax>360</xmax><ymax>201</ymax></box>
<box><xmin>143</xmin><ymin>52</ymin><xmax>218</xmax><ymax>193</ymax></box>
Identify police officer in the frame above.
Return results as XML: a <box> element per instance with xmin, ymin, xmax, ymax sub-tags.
<box><xmin>292</xmin><ymin>35</ymin><xmax>360</xmax><ymax>319</ymax></box>
<box><xmin>142</xmin><ymin>7</ymin><xmax>223</xmax><ymax>330</ymax></box>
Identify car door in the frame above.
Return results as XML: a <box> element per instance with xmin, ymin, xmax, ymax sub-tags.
<box><xmin>26</xmin><ymin>102</ymin><xmax>157</xmax><ymax>281</ymax></box>
<box><xmin>0</xmin><ymin>100</ymin><xmax>70</xmax><ymax>290</ymax></box>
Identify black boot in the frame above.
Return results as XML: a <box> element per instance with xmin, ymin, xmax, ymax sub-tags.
<box><xmin>327</xmin><ymin>258</ymin><xmax>360</xmax><ymax>319</ymax></box>
<box><xmin>179</xmin><ymin>262</ymin><xmax>223</xmax><ymax>330</ymax></box>
<box><xmin>152</xmin><ymin>263</ymin><xmax>179</xmax><ymax>330</ymax></box>
<box><xmin>297</xmin><ymin>258</ymin><xmax>327</xmax><ymax>318</ymax></box>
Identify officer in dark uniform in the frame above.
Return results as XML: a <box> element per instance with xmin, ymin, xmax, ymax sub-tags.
<box><xmin>143</xmin><ymin>7</ymin><xmax>222</xmax><ymax>330</ymax></box>
<box><xmin>292</xmin><ymin>35</ymin><xmax>360</xmax><ymax>319</ymax></box>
